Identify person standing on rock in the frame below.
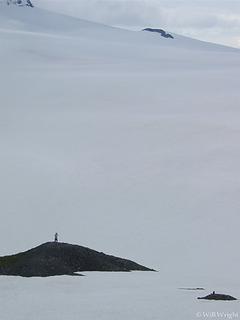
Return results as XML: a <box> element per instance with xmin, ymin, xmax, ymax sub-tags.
<box><xmin>54</xmin><ymin>233</ymin><xmax>58</xmax><ymax>242</ymax></box>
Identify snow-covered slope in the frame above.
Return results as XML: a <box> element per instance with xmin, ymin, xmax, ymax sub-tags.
<box><xmin>1</xmin><ymin>6</ymin><xmax>240</xmax><ymax>316</ymax></box>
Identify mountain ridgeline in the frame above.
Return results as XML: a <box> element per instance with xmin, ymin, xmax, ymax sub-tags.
<box><xmin>0</xmin><ymin>242</ymin><xmax>154</xmax><ymax>277</ymax></box>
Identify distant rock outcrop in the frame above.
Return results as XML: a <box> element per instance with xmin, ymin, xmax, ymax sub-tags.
<box><xmin>0</xmin><ymin>242</ymin><xmax>154</xmax><ymax>277</ymax></box>
<box><xmin>198</xmin><ymin>292</ymin><xmax>237</xmax><ymax>301</ymax></box>
<box><xmin>6</xmin><ymin>0</ymin><xmax>33</xmax><ymax>7</ymax></box>
<box><xmin>179</xmin><ymin>287</ymin><xmax>205</xmax><ymax>291</ymax></box>
<box><xmin>143</xmin><ymin>28</ymin><xmax>174</xmax><ymax>39</ymax></box>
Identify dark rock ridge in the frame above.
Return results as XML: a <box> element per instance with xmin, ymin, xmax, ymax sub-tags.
<box><xmin>198</xmin><ymin>292</ymin><xmax>237</xmax><ymax>301</ymax></box>
<box><xmin>6</xmin><ymin>0</ymin><xmax>34</xmax><ymax>7</ymax></box>
<box><xmin>179</xmin><ymin>287</ymin><xmax>205</xmax><ymax>291</ymax></box>
<box><xmin>0</xmin><ymin>242</ymin><xmax>154</xmax><ymax>277</ymax></box>
<box><xmin>143</xmin><ymin>28</ymin><xmax>174</xmax><ymax>39</ymax></box>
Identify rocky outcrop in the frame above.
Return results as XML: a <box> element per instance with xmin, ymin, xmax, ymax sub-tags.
<box><xmin>6</xmin><ymin>0</ymin><xmax>34</xmax><ymax>7</ymax></box>
<box><xmin>179</xmin><ymin>288</ymin><xmax>205</xmax><ymax>291</ymax></box>
<box><xmin>143</xmin><ymin>28</ymin><xmax>174</xmax><ymax>39</ymax></box>
<box><xmin>0</xmin><ymin>242</ymin><xmax>154</xmax><ymax>277</ymax></box>
<box><xmin>198</xmin><ymin>292</ymin><xmax>237</xmax><ymax>301</ymax></box>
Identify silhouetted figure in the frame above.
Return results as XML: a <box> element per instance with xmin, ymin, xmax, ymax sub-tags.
<box><xmin>54</xmin><ymin>233</ymin><xmax>58</xmax><ymax>242</ymax></box>
<box><xmin>213</xmin><ymin>291</ymin><xmax>215</xmax><ymax>295</ymax></box>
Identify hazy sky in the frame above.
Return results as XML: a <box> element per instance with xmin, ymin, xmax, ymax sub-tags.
<box><xmin>37</xmin><ymin>0</ymin><xmax>240</xmax><ymax>48</ymax></box>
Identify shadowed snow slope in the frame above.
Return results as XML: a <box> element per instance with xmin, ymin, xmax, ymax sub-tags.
<box><xmin>0</xmin><ymin>5</ymin><xmax>240</xmax><ymax>284</ymax></box>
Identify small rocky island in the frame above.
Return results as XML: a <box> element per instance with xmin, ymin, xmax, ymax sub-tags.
<box><xmin>142</xmin><ymin>28</ymin><xmax>174</xmax><ymax>39</ymax></box>
<box><xmin>198</xmin><ymin>291</ymin><xmax>237</xmax><ymax>301</ymax></box>
<box><xmin>0</xmin><ymin>242</ymin><xmax>154</xmax><ymax>277</ymax></box>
